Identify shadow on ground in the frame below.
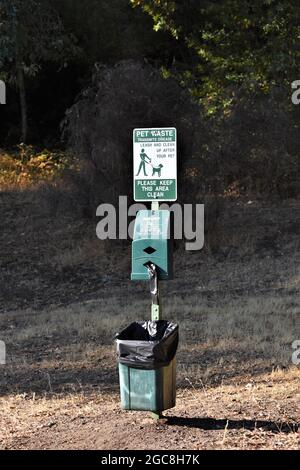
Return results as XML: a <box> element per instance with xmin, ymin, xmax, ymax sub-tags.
<box><xmin>167</xmin><ymin>416</ymin><xmax>299</xmax><ymax>434</ymax></box>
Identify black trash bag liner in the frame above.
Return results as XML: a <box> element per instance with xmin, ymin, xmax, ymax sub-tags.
<box><xmin>115</xmin><ymin>320</ymin><xmax>179</xmax><ymax>370</ymax></box>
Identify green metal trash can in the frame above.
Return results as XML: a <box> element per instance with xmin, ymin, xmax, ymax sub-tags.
<box><xmin>118</xmin><ymin>358</ymin><xmax>176</xmax><ymax>411</ymax></box>
<box><xmin>115</xmin><ymin>321</ymin><xmax>178</xmax><ymax>412</ymax></box>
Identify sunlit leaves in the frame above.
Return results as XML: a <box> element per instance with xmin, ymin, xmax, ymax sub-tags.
<box><xmin>132</xmin><ymin>0</ymin><xmax>300</xmax><ymax>113</ymax></box>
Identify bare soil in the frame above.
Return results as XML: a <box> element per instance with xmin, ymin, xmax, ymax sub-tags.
<box><xmin>1</xmin><ymin>370</ymin><xmax>299</xmax><ymax>450</ymax></box>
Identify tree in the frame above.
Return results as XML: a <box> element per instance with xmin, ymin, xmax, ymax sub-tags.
<box><xmin>63</xmin><ymin>61</ymin><xmax>206</xmax><ymax>210</ymax></box>
<box><xmin>0</xmin><ymin>0</ymin><xmax>78</xmax><ymax>142</ymax></box>
<box><xmin>131</xmin><ymin>0</ymin><xmax>300</xmax><ymax>112</ymax></box>
<box><xmin>53</xmin><ymin>0</ymin><xmax>181</xmax><ymax>68</ymax></box>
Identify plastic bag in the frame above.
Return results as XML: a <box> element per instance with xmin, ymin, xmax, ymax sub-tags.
<box><xmin>115</xmin><ymin>320</ymin><xmax>179</xmax><ymax>369</ymax></box>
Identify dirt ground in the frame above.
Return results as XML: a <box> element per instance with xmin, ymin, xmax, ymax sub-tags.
<box><xmin>0</xmin><ymin>189</ymin><xmax>300</xmax><ymax>449</ymax></box>
<box><xmin>1</xmin><ymin>369</ymin><xmax>299</xmax><ymax>450</ymax></box>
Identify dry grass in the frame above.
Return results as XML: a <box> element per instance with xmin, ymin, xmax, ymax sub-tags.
<box><xmin>0</xmin><ymin>292</ymin><xmax>299</xmax><ymax>399</ymax></box>
<box><xmin>1</xmin><ymin>289</ymin><xmax>299</xmax><ymax>450</ymax></box>
<box><xmin>0</xmin><ymin>147</ymin><xmax>75</xmax><ymax>190</ymax></box>
<box><xmin>0</xmin><ymin>173</ymin><xmax>299</xmax><ymax>449</ymax></box>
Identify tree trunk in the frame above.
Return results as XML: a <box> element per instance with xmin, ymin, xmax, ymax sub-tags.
<box><xmin>13</xmin><ymin>5</ymin><xmax>28</xmax><ymax>143</ymax></box>
<box><xmin>16</xmin><ymin>61</ymin><xmax>27</xmax><ymax>143</ymax></box>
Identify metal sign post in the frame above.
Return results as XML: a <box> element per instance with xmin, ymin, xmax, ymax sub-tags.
<box><xmin>148</xmin><ymin>204</ymin><xmax>161</xmax><ymax>420</ymax></box>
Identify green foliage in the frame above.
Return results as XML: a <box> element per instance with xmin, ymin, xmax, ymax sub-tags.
<box><xmin>1</xmin><ymin>0</ymin><xmax>299</xmax><ymax>199</ymax></box>
<box><xmin>0</xmin><ymin>0</ymin><xmax>79</xmax><ymax>81</ymax></box>
<box><xmin>132</xmin><ymin>0</ymin><xmax>300</xmax><ymax>111</ymax></box>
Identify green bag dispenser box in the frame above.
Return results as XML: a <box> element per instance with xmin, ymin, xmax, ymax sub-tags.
<box><xmin>131</xmin><ymin>210</ymin><xmax>173</xmax><ymax>281</ymax></box>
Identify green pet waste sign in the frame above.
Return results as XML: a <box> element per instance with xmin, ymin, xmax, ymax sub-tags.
<box><xmin>133</xmin><ymin>127</ymin><xmax>177</xmax><ymax>202</ymax></box>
